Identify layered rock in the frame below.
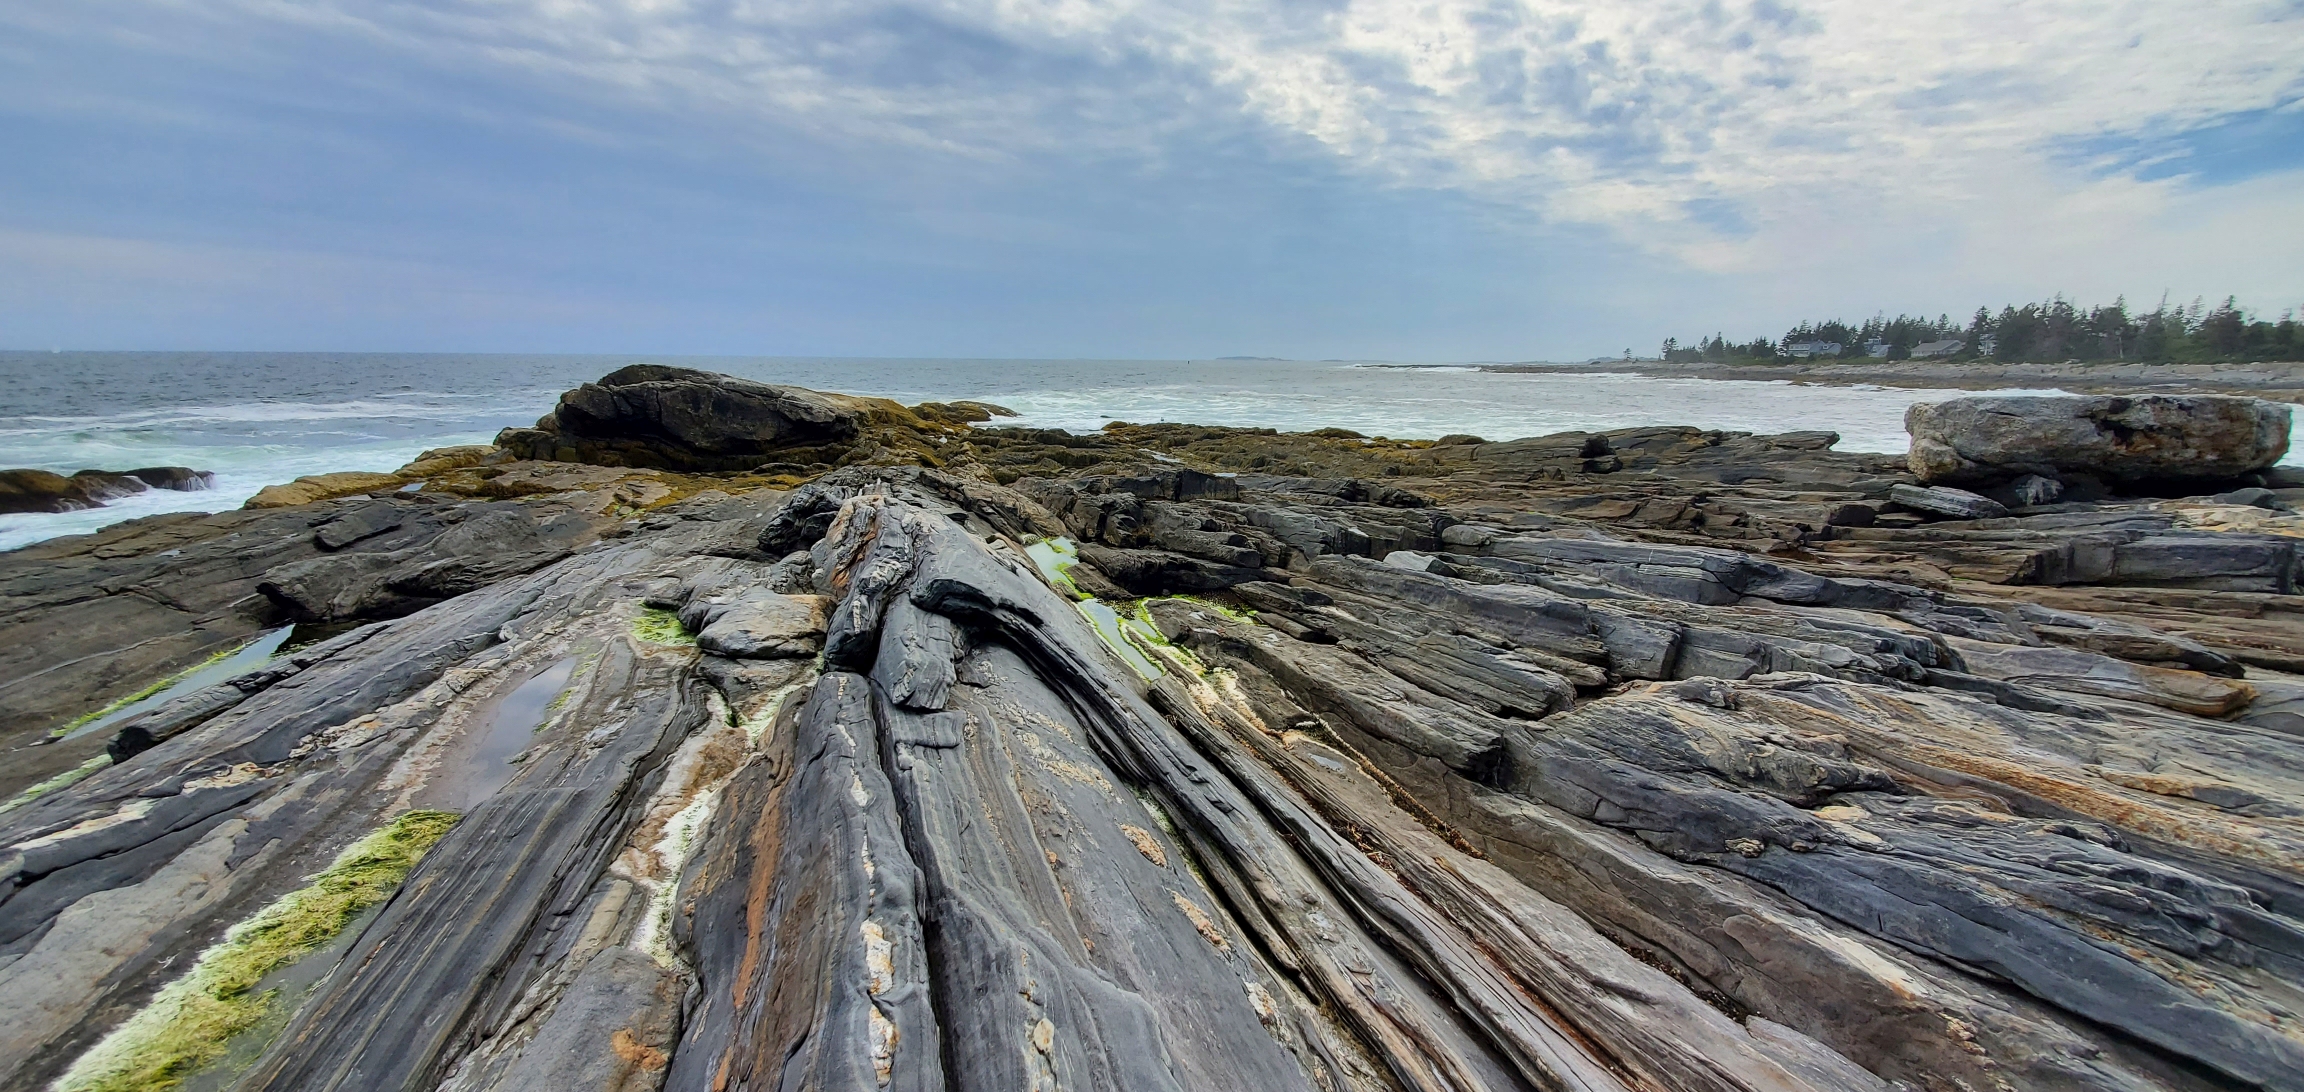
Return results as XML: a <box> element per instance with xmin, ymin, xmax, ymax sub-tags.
<box><xmin>1908</xmin><ymin>394</ymin><xmax>2291</xmax><ymax>488</ymax></box>
<box><xmin>0</xmin><ymin>465</ymin><xmax>213</xmax><ymax>514</ymax></box>
<box><xmin>5</xmin><ymin>369</ymin><xmax>2303</xmax><ymax>1092</ymax></box>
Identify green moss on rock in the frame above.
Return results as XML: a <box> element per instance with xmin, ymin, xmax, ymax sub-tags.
<box><xmin>57</xmin><ymin>809</ymin><xmax>461</xmax><ymax>1092</ymax></box>
<box><xmin>632</xmin><ymin>606</ymin><xmax>697</xmax><ymax>646</ymax></box>
<box><xmin>51</xmin><ymin>642</ymin><xmax>242</xmax><ymax>739</ymax></box>
<box><xmin>0</xmin><ymin>754</ymin><xmax>111</xmax><ymax>817</ymax></box>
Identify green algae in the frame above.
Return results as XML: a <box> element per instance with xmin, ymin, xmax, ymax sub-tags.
<box><xmin>54</xmin><ymin>627</ymin><xmax>298</xmax><ymax>742</ymax></box>
<box><xmin>50</xmin><ymin>646</ymin><xmax>239</xmax><ymax>739</ymax></box>
<box><xmin>1023</xmin><ymin>537</ymin><xmax>1088</xmax><ymax>600</ymax></box>
<box><xmin>1022</xmin><ymin>539</ymin><xmax>1259</xmax><ymax>681</ymax></box>
<box><xmin>0</xmin><ymin>754</ymin><xmax>112</xmax><ymax>817</ymax></box>
<box><xmin>1078</xmin><ymin>599</ymin><xmax>1167</xmax><ymax>679</ymax></box>
<box><xmin>56</xmin><ymin>809</ymin><xmax>461</xmax><ymax>1092</ymax></box>
<box><xmin>631</xmin><ymin>606</ymin><xmax>697</xmax><ymax>646</ymax></box>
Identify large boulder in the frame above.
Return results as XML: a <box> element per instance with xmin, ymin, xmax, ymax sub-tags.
<box><xmin>1907</xmin><ymin>395</ymin><xmax>2290</xmax><ymax>487</ymax></box>
<box><xmin>495</xmin><ymin>364</ymin><xmax>917</xmax><ymax>471</ymax></box>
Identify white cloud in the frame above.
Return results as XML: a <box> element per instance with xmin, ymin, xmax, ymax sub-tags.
<box><xmin>18</xmin><ymin>0</ymin><xmax>2304</xmax><ymax>294</ymax></box>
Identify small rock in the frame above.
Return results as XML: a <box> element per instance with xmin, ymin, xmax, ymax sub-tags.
<box><xmin>2005</xmin><ymin>474</ymin><xmax>2064</xmax><ymax>507</ymax></box>
<box><xmin>1823</xmin><ymin>503</ymin><xmax>1877</xmax><ymax>527</ymax></box>
<box><xmin>1382</xmin><ymin>550</ymin><xmax>1438</xmax><ymax>572</ymax></box>
<box><xmin>1672</xmin><ymin>678</ymin><xmax>1740</xmax><ymax>709</ymax></box>
<box><xmin>1888</xmin><ymin>483</ymin><xmax>2009</xmax><ymax>520</ymax></box>
<box><xmin>2212</xmin><ymin>486</ymin><xmax>2286</xmax><ymax>510</ymax></box>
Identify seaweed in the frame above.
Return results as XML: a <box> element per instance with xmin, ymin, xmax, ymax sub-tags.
<box><xmin>631</xmin><ymin>606</ymin><xmax>697</xmax><ymax>646</ymax></box>
<box><xmin>56</xmin><ymin>809</ymin><xmax>461</xmax><ymax>1092</ymax></box>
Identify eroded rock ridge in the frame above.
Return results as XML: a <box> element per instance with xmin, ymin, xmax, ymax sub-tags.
<box><xmin>2</xmin><ymin>372</ymin><xmax>2301</xmax><ymax>1092</ymax></box>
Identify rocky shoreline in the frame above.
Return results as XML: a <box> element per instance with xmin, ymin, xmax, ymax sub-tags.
<box><xmin>1464</xmin><ymin>358</ymin><xmax>2304</xmax><ymax>402</ymax></box>
<box><xmin>4</xmin><ymin>365</ymin><xmax>2303</xmax><ymax>1092</ymax></box>
<box><xmin>0</xmin><ymin>466</ymin><xmax>214</xmax><ymax>515</ymax></box>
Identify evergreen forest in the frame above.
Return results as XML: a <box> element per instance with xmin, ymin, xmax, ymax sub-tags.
<box><xmin>1662</xmin><ymin>296</ymin><xmax>2303</xmax><ymax>364</ymax></box>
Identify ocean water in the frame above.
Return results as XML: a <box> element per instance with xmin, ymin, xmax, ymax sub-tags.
<box><xmin>0</xmin><ymin>351</ymin><xmax>2275</xmax><ymax>552</ymax></box>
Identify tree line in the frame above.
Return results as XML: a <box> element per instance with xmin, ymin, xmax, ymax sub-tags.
<box><xmin>1661</xmin><ymin>296</ymin><xmax>2304</xmax><ymax>364</ymax></box>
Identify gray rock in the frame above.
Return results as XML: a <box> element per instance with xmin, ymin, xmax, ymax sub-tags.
<box><xmin>692</xmin><ymin>591</ymin><xmax>825</xmax><ymax>659</ymax></box>
<box><xmin>483</xmin><ymin>947</ymin><xmax>681</xmax><ymax>1092</ymax></box>
<box><xmin>2215</xmin><ymin>485</ymin><xmax>2287</xmax><ymax>510</ymax></box>
<box><xmin>13</xmin><ymin>372</ymin><xmax>2304</xmax><ymax>1092</ymax></box>
<box><xmin>1888</xmin><ymin>483</ymin><xmax>2009</xmax><ymax>520</ymax></box>
<box><xmin>1908</xmin><ymin>394</ymin><xmax>2291</xmax><ymax>486</ymax></box>
<box><xmin>2005</xmin><ymin>473</ymin><xmax>2065</xmax><ymax>507</ymax></box>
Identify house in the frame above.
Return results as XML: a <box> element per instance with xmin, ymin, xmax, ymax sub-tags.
<box><xmin>1910</xmin><ymin>339</ymin><xmax>1964</xmax><ymax>358</ymax></box>
<box><xmin>1783</xmin><ymin>341</ymin><xmax>1843</xmax><ymax>358</ymax></box>
<box><xmin>1864</xmin><ymin>340</ymin><xmax>1888</xmax><ymax>357</ymax></box>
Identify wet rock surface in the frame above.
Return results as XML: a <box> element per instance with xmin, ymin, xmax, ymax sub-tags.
<box><xmin>4</xmin><ymin>369</ymin><xmax>2303</xmax><ymax>1092</ymax></box>
<box><xmin>0</xmin><ymin>466</ymin><xmax>213</xmax><ymax>514</ymax></box>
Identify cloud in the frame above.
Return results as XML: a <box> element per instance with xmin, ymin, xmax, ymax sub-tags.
<box><xmin>93</xmin><ymin>0</ymin><xmax>2295</xmax><ymax>250</ymax></box>
<box><xmin>1</xmin><ymin>0</ymin><xmax>2297</xmax><ymax>354</ymax></box>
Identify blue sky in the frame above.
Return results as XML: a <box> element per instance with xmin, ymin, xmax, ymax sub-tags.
<box><xmin>2</xmin><ymin>0</ymin><xmax>2299</xmax><ymax>360</ymax></box>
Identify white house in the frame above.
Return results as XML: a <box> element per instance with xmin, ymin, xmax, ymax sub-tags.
<box><xmin>1783</xmin><ymin>341</ymin><xmax>1843</xmax><ymax>358</ymax></box>
<box><xmin>1911</xmin><ymin>339</ymin><xmax>1964</xmax><ymax>358</ymax></box>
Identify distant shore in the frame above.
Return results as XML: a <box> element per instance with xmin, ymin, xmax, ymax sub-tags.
<box><xmin>1401</xmin><ymin>358</ymin><xmax>2304</xmax><ymax>401</ymax></box>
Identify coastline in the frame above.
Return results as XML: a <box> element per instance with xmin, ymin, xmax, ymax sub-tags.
<box><xmin>1456</xmin><ymin>358</ymin><xmax>2304</xmax><ymax>400</ymax></box>
<box><xmin>4</xmin><ymin>365</ymin><xmax>2303</xmax><ymax>1091</ymax></box>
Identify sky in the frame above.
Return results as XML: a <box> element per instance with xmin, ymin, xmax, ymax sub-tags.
<box><xmin>1</xmin><ymin>0</ymin><xmax>2300</xmax><ymax>360</ymax></box>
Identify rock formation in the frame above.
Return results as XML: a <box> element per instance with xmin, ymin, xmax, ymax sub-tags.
<box><xmin>495</xmin><ymin>364</ymin><xmax>947</xmax><ymax>472</ymax></box>
<box><xmin>1908</xmin><ymin>394</ymin><xmax>2291</xmax><ymax>490</ymax></box>
<box><xmin>3</xmin><ymin>368</ymin><xmax>2301</xmax><ymax>1092</ymax></box>
<box><xmin>0</xmin><ymin>466</ymin><xmax>213</xmax><ymax>514</ymax></box>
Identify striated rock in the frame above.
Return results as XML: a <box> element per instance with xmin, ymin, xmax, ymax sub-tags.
<box><xmin>7</xmin><ymin>369</ymin><xmax>2304</xmax><ymax>1092</ymax></box>
<box><xmin>1888</xmin><ymin>482</ymin><xmax>2009</xmax><ymax>520</ymax></box>
<box><xmin>0</xmin><ymin>466</ymin><xmax>213</xmax><ymax>514</ymax></box>
<box><xmin>1909</xmin><ymin>394</ymin><xmax>2291</xmax><ymax>487</ymax></box>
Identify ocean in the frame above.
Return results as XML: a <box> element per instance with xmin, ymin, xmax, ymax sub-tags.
<box><xmin>0</xmin><ymin>351</ymin><xmax>2266</xmax><ymax>552</ymax></box>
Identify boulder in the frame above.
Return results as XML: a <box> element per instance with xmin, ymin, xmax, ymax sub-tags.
<box><xmin>495</xmin><ymin>364</ymin><xmax>917</xmax><ymax>471</ymax></box>
<box><xmin>0</xmin><ymin>466</ymin><xmax>213</xmax><ymax>514</ymax></box>
<box><xmin>911</xmin><ymin>399</ymin><xmax>1017</xmax><ymax>424</ymax></box>
<box><xmin>1907</xmin><ymin>395</ymin><xmax>2290</xmax><ymax>487</ymax></box>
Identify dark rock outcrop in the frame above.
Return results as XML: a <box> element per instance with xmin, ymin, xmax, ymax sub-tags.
<box><xmin>0</xmin><ymin>465</ymin><xmax>212</xmax><ymax>514</ymax></box>
<box><xmin>1909</xmin><ymin>394</ymin><xmax>2291</xmax><ymax>488</ymax></box>
<box><xmin>6</xmin><ymin>369</ymin><xmax>2302</xmax><ymax>1092</ymax></box>
<box><xmin>495</xmin><ymin>364</ymin><xmax>931</xmax><ymax>472</ymax></box>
